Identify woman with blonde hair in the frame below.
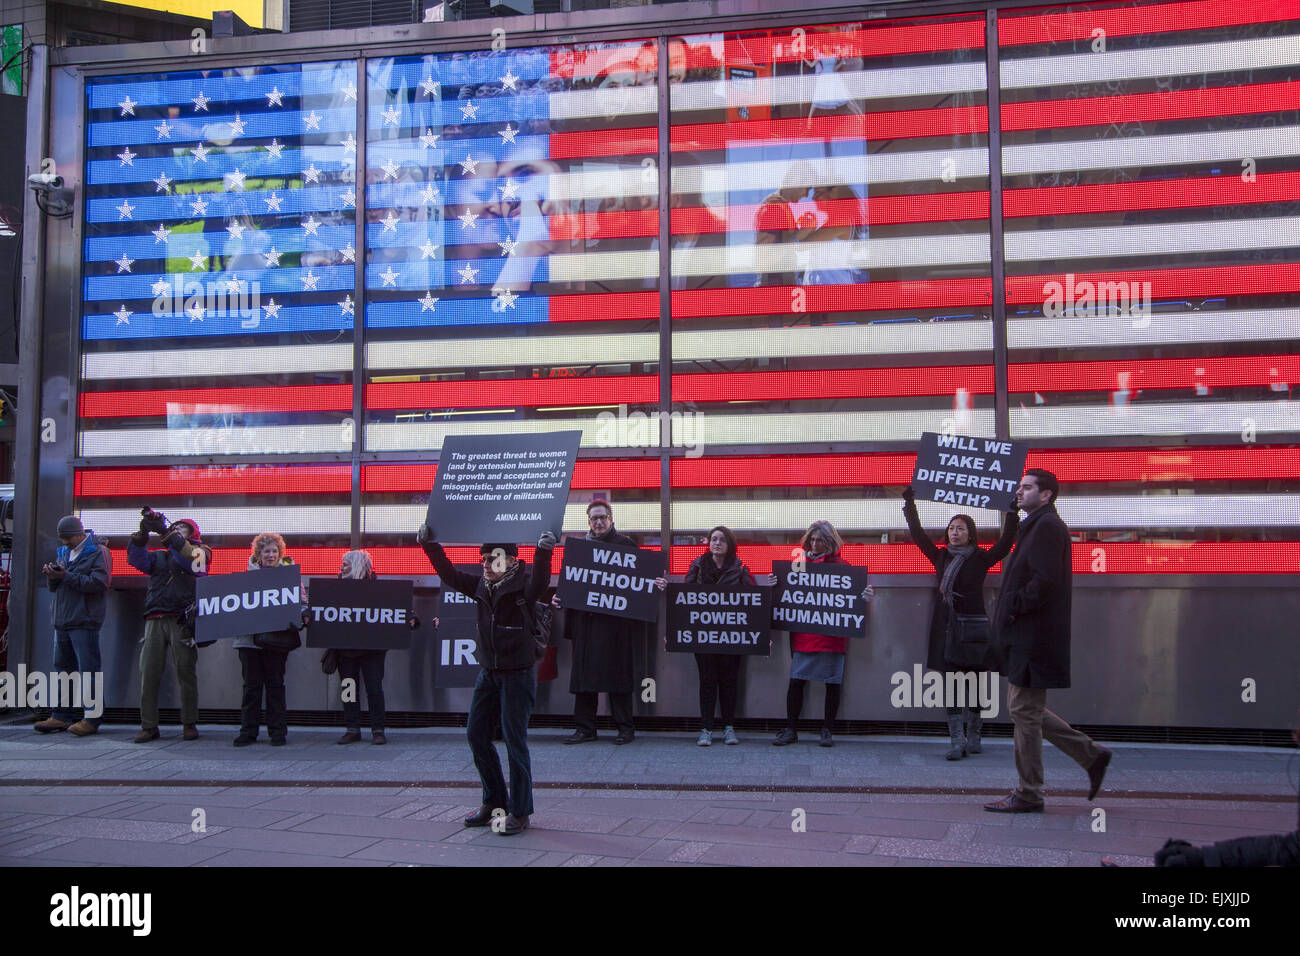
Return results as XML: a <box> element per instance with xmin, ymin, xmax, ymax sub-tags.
<box><xmin>232</xmin><ymin>532</ymin><xmax>304</xmax><ymax>747</ymax></box>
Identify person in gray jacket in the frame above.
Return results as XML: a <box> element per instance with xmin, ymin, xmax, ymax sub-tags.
<box><xmin>36</xmin><ymin>516</ymin><xmax>112</xmax><ymax>736</ymax></box>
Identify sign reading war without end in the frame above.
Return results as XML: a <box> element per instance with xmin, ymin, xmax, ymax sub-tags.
<box><xmin>667</xmin><ymin>585</ymin><xmax>771</xmax><ymax>655</ymax></box>
<box><xmin>306</xmin><ymin>578</ymin><xmax>414</xmax><ymax>650</ymax></box>
<box><xmin>911</xmin><ymin>432</ymin><xmax>1029</xmax><ymax>511</ymax></box>
<box><xmin>770</xmin><ymin>561</ymin><xmax>872</xmax><ymax>641</ymax></box>
<box><xmin>428</xmin><ymin>431</ymin><xmax>582</xmax><ymax>545</ymax></box>
<box><xmin>558</xmin><ymin>538</ymin><xmax>665</xmax><ymax>623</ymax></box>
<box><xmin>195</xmin><ymin>564</ymin><xmax>303</xmax><ymax>641</ymax></box>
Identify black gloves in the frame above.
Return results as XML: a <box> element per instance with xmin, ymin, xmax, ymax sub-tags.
<box><xmin>537</xmin><ymin>531</ymin><xmax>558</xmax><ymax>550</ymax></box>
<box><xmin>902</xmin><ymin>485</ymin><xmax>914</xmax><ymax>502</ymax></box>
<box><xmin>417</xmin><ymin>524</ymin><xmax>435</xmax><ymax>546</ymax></box>
<box><xmin>129</xmin><ymin>530</ymin><xmax>149</xmax><ymax>546</ymax></box>
<box><xmin>1155</xmin><ymin>839</ymin><xmax>1206</xmax><ymax>867</ymax></box>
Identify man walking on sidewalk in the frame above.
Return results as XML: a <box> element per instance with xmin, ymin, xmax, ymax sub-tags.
<box><xmin>984</xmin><ymin>469</ymin><xmax>1112</xmax><ymax>813</ymax></box>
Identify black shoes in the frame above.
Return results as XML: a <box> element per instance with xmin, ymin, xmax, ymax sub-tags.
<box><xmin>772</xmin><ymin>728</ymin><xmax>798</xmax><ymax>746</ymax></box>
<box><xmin>501</xmin><ymin>814</ymin><xmax>529</xmax><ymax>836</ymax></box>
<box><xmin>337</xmin><ymin>731</ymin><xmax>362</xmax><ymax>745</ymax></box>
<box><xmin>563</xmin><ymin>731</ymin><xmax>596</xmax><ymax>745</ymax></box>
<box><xmin>613</xmin><ymin>732</ymin><xmax>634</xmax><ymax>745</ymax></box>
<box><xmin>1087</xmin><ymin>747</ymin><xmax>1113</xmax><ymax>800</ymax></box>
<box><xmin>464</xmin><ymin>804</ymin><xmax>505</xmax><ymax>828</ymax></box>
<box><xmin>232</xmin><ymin>734</ymin><xmax>256</xmax><ymax>747</ymax></box>
<box><xmin>820</xmin><ymin>727</ymin><xmax>834</xmax><ymax>748</ymax></box>
<box><xmin>270</xmin><ymin>737</ymin><xmax>287</xmax><ymax>747</ymax></box>
<box><xmin>372</xmin><ymin>731</ymin><xmax>387</xmax><ymax>746</ymax></box>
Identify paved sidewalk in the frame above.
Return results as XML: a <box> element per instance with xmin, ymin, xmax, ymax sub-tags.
<box><xmin>1</xmin><ymin>725</ymin><xmax>1295</xmax><ymax>866</ymax></box>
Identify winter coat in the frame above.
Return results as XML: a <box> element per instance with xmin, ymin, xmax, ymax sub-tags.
<box><xmin>48</xmin><ymin>531</ymin><xmax>112</xmax><ymax>630</ymax></box>
<box><xmin>127</xmin><ymin>531</ymin><xmax>210</xmax><ymax>617</ymax></box>
<box><xmin>790</xmin><ymin>550</ymin><xmax>853</xmax><ymax>655</ymax></box>
<box><xmin>990</xmin><ymin>503</ymin><xmax>1073</xmax><ymax>688</ymax></box>
<box><xmin>684</xmin><ymin>552</ymin><xmax>755</xmax><ymax>588</ymax></box>
<box><xmin>233</xmin><ymin>556</ymin><xmax>306</xmax><ymax>652</ymax></box>
<box><xmin>1205</xmin><ymin>794</ymin><xmax>1299</xmax><ymax>866</ymax></box>
<box><xmin>563</xmin><ymin>529</ymin><xmax>648</xmax><ymax>693</ymax></box>
<box><xmin>423</xmin><ymin>541</ymin><xmax>553</xmax><ymax>671</ymax></box>
<box><xmin>904</xmin><ymin>502</ymin><xmax>1018</xmax><ymax>671</ymax></box>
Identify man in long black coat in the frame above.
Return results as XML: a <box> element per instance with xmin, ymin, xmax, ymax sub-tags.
<box><xmin>984</xmin><ymin>469</ymin><xmax>1113</xmax><ymax>813</ymax></box>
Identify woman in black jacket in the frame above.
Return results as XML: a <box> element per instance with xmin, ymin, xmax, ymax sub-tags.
<box><xmin>684</xmin><ymin>526</ymin><xmax>756</xmax><ymax>747</ymax></box>
<box><xmin>902</xmin><ymin>486</ymin><xmax>1018</xmax><ymax>760</ymax></box>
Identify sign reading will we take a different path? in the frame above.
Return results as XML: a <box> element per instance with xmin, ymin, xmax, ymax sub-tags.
<box><xmin>557</xmin><ymin>538</ymin><xmax>666</xmax><ymax>623</ymax></box>
<box><xmin>427</xmin><ymin>431</ymin><xmax>582</xmax><ymax>545</ymax></box>
<box><xmin>305</xmin><ymin>578</ymin><xmax>415</xmax><ymax>650</ymax></box>
<box><xmin>195</xmin><ymin>564</ymin><xmax>303</xmax><ymax>641</ymax></box>
<box><xmin>666</xmin><ymin>585</ymin><xmax>771</xmax><ymax>655</ymax></box>
<box><xmin>770</xmin><ymin>561</ymin><xmax>872</xmax><ymax>641</ymax></box>
<box><xmin>911</xmin><ymin>432</ymin><xmax>1029</xmax><ymax>511</ymax></box>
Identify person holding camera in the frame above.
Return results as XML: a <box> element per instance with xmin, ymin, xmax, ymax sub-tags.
<box><xmin>418</xmin><ymin>524</ymin><xmax>556</xmax><ymax>836</ymax></box>
<box><xmin>127</xmin><ymin>509</ymin><xmax>210</xmax><ymax>743</ymax></box>
<box><xmin>36</xmin><ymin>516</ymin><xmax>112</xmax><ymax>736</ymax></box>
<box><xmin>902</xmin><ymin>485</ymin><xmax>1018</xmax><ymax>760</ymax></box>
<box><xmin>231</xmin><ymin>532</ymin><xmax>307</xmax><ymax>747</ymax></box>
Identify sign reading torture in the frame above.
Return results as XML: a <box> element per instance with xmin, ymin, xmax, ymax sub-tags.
<box><xmin>305</xmin><ymin>578</ymin><xmax>414</xmax><ymax>650</ymax></box>
<box><xmin>557</xmin><ymin>538</ymin><xmax>665</xmax><ymax>623</ymax></box>
<box><xmin>910</xmin><ymin>432</ymin><xmax>1029</xmax><ymax>511</ymax></box>
<box><xmin>666</xmin><ymin>585</ymin><xmax>771</xmax><ymax>655</ymax></box>
<box><xmin>770</xmin><ymin>561</ymin><xmax>872</xmax><ymax>640</ymax></box>
<box><xmin>195</xmin><ymin>564</ymin><xmax>303</xmax><ymax>641</ymax></box>
<box><xmin>427</xmin><ymin>431</ymin><xmax>582</xmax><ymax>544</ymax></box>
<box><xmin>433</xmin><ymin>568</ymin><xmax>481</xmax><ymax>688</ymax></box>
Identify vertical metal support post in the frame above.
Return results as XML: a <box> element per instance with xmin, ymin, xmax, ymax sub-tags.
<box><xmin>656</xmin><ymin>34</ymin><xmax>671</xmax><ymax>569</ymax></box>
<box><xmin>351</xmin><ymin>58</ymin><xmax>366</xmax><ymax>549</ymax></box>
<box><xmin>985</xmin><ymin>11</ymin><xmax>1010</xmax><ymax>441</ymax></box>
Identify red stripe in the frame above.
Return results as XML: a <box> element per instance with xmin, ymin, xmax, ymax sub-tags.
<box><xmin>670</xmin><ymin>106</ymin><xmax>987</xmax><ymax>152</ymax></box>
<box><xmin>1002</xmin><ymin>81</ymin><xmax>1300</xmax><ymax>132</ymax></box>
<box><xmin>549</xmin><ymin>290</ymin><xmax>658</xmax><ymax>323</ymax></box>
<box><xmin>548</xmin><ymin>45</ymin><xmax>657</xmax><ymax>80</ymax></box>
<box><xmin>78</xmin><ymin>385</ymin><xmax>353</xmax><ymax>419</ymax></box>
<box><xmin>1011</xmin><ymin>354</ymin><xmax>1300</xmax><ymax>394</ymax></box>
<box><xmin>549</xmin><ymin>126</ymin><xmax>658</xmax><ymax>160</ymax></box>
<box><xmin>721</xmin><ymin>20</ymin><xmax>985</xmax><ymax>66</ymax></box>
<box><xmin>74</xmin><ymin>465</ymin><xmax>353</xmax><ymax>497</ymax></box>
<box><xmin>672</xmin><ymin>280</ymin><xmax>994</xmax><ymax>319</ymax></box>
<box><xmin>364</xmin><ymin>375</ymin><xmax>657</xmax><ymax>411</ymax></box>
<box><xmin>1007</xmin><ymin>263</ymin><xmax>1300</xmax><ymax>305</ymax></box>
<box><xmin>672</xmin><ymin>366</ymin><xmax>995</xmax><ymax>402</ymax></box>
<box><xmin>1004</xmin><ymin>171</ymin><xmax>1300</xmax><ymax>218</ymax></box>
<box><xmin>999</xmin><ymin>0</ymin><xmax>1300</xmax><ymax>46</ymax></box>
<box><xmin>361</xmin><ymin>459</ymin><xmax>660</xmax><ymax>493</ymax></box>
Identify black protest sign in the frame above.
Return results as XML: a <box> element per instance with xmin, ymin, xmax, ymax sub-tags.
<box><xmin>305</xmin><ymin>578</ymin><xmax>414</xmax><ymax>650</ymax></box>
<box><xmin>557</xmin><ymin>538</ymin><xmax>665</xmax><ymax>623</ymax></box>
<box><xmin>911</xmin><ymin>432</ymin><xmax>1029</xmax><ymax>511</ymax></box>
<box><xmin>770</xmin><ymin>561</ymin><xmax>872</xmax><ymax>640</ymax></box>
<box><xmin>195</xmin><ymin>564</ymin><xmax>302</xmax><ymax>641</ymax></box>
<box><xmin>667</xmin><ymin>585</ymin><xmax>771</xmax><ymax>655</ymax></box>
<box><xmin>427</xmin><ymin>431</ymin><xmax>582</xmax><ymax>545</ymax></box>
<box><xmin>434</xmin><ymin>565</ymin><xmax>482</xmax><ymax>688</ymax></box>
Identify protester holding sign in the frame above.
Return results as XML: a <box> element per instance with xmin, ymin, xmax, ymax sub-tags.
<box><xmin>418</xmin><ymin>524</ymin><xmax>557</xmax><ymax>836</ymax></box>
<box><xmin>684</xmin><ymin>527</ymin><xmax>756</xmax><ymax>747</ymax></box>
<box><xmin>902</xmin><ymin>485</ymin><xmax>1018</xmax><ymax>761</ymax></box>
<box><xmin>773</xmin><ymin>520</ymin><xmax>873</xmax><ymax>748</ymax></box>
<box><xmin>558</xmin><ymin>500</ymin><xmax>667</xmax><ymax>746</ymax></box>
<box><xmin>231</xmin><ymin>532</ymin><xmax>307</xmax><ymax>748</ymax></box>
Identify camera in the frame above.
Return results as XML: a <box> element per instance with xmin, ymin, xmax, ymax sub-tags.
<box><xmin>28</xmin><ymin>172</ymin><xmax>64</xmax><ymax>191</ymax></box>
<box><xmin>140</xmin><ymin>506</ymin><xmax>169</xmax><ymax>534</ymax></box>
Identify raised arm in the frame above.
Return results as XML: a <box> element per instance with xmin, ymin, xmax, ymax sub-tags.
<box><xmin>526</xmin><ymin>532</ymin><xmax>556</xmax><ymax>604</ymax></box>
<box><xmin>418</xmin><ymin>528</ymin><xmax>480</xmax><ymax>599</ymax></box>
<box><xmin>985</xmin><ymin>510</ymin><xmax>1020</xmax><ymax>565</ymax></box>
<box><xmin>902</xmin><ymin>491</ymin><xmax>943</xmax><ymax>567</ymax></box>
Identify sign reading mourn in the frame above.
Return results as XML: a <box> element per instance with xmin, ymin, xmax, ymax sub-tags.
<box><xmin>306</xmin><ymin>578</ymin><xmax>414</xmax><ymax>650</ymax></box>
<box><xmin>195</xmin><ymin>564</ymin><xmax>302</xmax><ymax>641</ymax></box>
<box><xmin>558</xmin><ymin>538</ymin><xmax>665</xmax><ymax>623</ymax></box>
<box><xmin>770</xmin><ymin>561</ymin><xmax>872</xmax><ymax>640</ymax></box>
<box><xmin>667</xmin><ymin>585</ymin><xmax>771</xmax><ymax>655</ymax></box>
<box><xmin>911</xmin><ymin>432</ymin><xmax>1029</xmax><ymax>511</ymax></box>
<box><xmin>434</xmin><ymin>566</ymin><xmax>481</xmax><ymax>688</ymax></box>
<box><xmin>428</xmin><ymin>431</ymin><xmax>581</xmax><ymax>544</ymax></box>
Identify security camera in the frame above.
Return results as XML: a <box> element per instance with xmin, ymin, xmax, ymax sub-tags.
<box><xmin>28</xmin><ymin>172</ymin><xmax>64</xmax><ymax>190</ymax></box>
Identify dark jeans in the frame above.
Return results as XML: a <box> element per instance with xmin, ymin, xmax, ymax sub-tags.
<box><xmin>573</xmin><ymin>690</ymin><xmax>633</xmax><ymax>736</ymax></box>
<box><xmin>338</xmin><ymin>651</ymin><xmax>387</xmax><ymax>732</ymax></box>
<box><xmin>695</xmin><ymin>653</ymin><xmax>741</xmax><ymax>731</ymax></box>
<box><xmin>786</xmin><ymin>678</ymin><xmax>841</xmax><ymax>730</ymax></box>
<box><xmin>53</xmin><ymin>628</ymin><xmax>102</xmax><ymax>726</ymax></box>
<box><xmin>467</xmin><ymin>666</ymin><xmax>536</xmax><ymax>818</ymax></box>
<box><xmin>238</xmin><ymin>647</ymin><xmax>288</xmax><ymax>740</ymax></box>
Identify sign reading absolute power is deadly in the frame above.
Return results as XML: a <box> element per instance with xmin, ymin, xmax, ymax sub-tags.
<box><xmin>770</xmin><ymin>561</ymin><xmax>872</xmax><ymax>640</ymax></box>
<box><xmin>306</xmin><ymin>578</ymin><xmax>414</xmax><ymax>650</ymax></box>
<box><xmin>666</xmin><ymin>585</ymin><xmax>771</xmax><ymax>655</ymax></box>
<box><xmin>558</xmin><ymin>538</ymin><xmax>665</xmax><ymax>623</ymax></box>
<box><xmin>911</xmin><ymin>432</ymin><xmax>1029</xmax><ymax>511</ymax></box>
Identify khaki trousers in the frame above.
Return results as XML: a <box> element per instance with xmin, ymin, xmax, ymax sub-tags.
<box><xmin>139</xmin><ymin>615</ymin><xmax>199</xmax><ymax>729</ymax></box>
<box><xmin>1007</xmin><ymin>683</ymin><xmax>1102</xmax><ymax>804</ymax></box>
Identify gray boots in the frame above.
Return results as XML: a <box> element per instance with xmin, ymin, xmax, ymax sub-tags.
<box><xmin>945</xmin><ymin>714</ymin><xmax>967</xmax><ymax>760</ymax></box>
<box><xmin>965</xmin><ymin>709</ymin><xmax>983</xmax><ymax>754</ymax></box>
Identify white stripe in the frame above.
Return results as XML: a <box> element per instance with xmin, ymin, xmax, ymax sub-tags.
<box><xmin>548</xmin><ymin>83</ymin><xmax>658</xmax><ymax>122</ymax></box>
<box><xmin>674</xmin><ymin>235</ymin><xmax>990</xmax><ymax>275</ymax></box>
<box><xmin>368</xmin><ymin>332</ymin><xmax>658</xmax><ymax>371</ymax></box>
<box><xmin>1006</xmin><ymin>216</ymin><xmax>1300</xmax><ymax>262</ymax></box>
<box><xmin>1003</xmin><ymin>125</ymin><xmax>1300</xmax><ymax>175</ymax></box>
<box><xmin>80</xmin><ymin>424</ymin><xmax>351</xmax><ymax>457</ymax></box>
<box><xmin>363</xmin><ymin>503</ymin><xmax>661</xmax><ymax>535</ymax></box>
<box><xmin>672</xmin><ymin>148</ymin><xmax>988</xmax><ymax>193</ymax></box>
<box><xmin>1008</xmin><ymin>309</ymin><xmax>1300</xmax><ymax>350</ymax></box>
<box><xmin>1012</xmin><ymin>400</ymin><xmax>1300</xmax><ymax>439</ymax></box>
<box><xmin>79</xmin><ymin>506</ymin><xmax>351</xmax><ymax>536</ymax></box>
<box><xmin>671</xmin><ymin>62</ymin><xmax>986</xmax><ymax>113</ymax></box>
<box><xmin>1002</xmin><ymin>34</ymin><xmax>1300</xmax><ymax>88</ymax></box>
<box><xmin>81</xmin><ymin>344</ymin><xmax>354</xmax><ymax>381</ymax></box>
<box><xmin>366</xmin><ymin>416</ymin><xmax>659</xmax><ymax>451</ymax></box>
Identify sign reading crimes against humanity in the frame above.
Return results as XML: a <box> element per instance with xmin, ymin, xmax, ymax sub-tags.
<box><xmin>770</xmin><ymin>561</ymin><xmax>872</xmax><ymax>640</ymax></box>
<box><xmin>911</xmin><ymin>432</ymin><xmax>1029</xmax><ymax>511</ymax></box>
<box><xmin>305</xmin><ymin>578</ymin><xmax>414</xmax><ymax>650</ymax></box>
<box><xmin>666</xmin><ymin>585</ymin><xmax>771</xmax><ymax>655</ymax></box>
<box><xmin>558</xmin><ymin>538</ymin><xmax>666</xmax><ymax>623</ymax></box>
<box><xmin>433</xmin><ymin>567</ymin><xmax>481</xmax><ymax>688</ymax></box>
<box><xmin>428</xmin><ymin>431</ymin><xmax>582</xmax><ymax>544</ymax></box>
<box><xmin>195</xmin><ymin>564</ymin><xmax>303</xmax><ymax>641</ymax></box>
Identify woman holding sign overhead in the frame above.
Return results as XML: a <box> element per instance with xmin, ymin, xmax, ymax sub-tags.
<box><xmin>902</xmin><ymin>485</ymin><xmax>1018</xmax><ymax>760</ymax></box>
<box><xmin>774</xmin><ymin>520</ymin><xmax>873</xmax><ymax>748</ymax></box>
<box><xmin>685</xmin><ymin>526</ymin><xmax>755</xmax><ymax>747</ymax></box>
